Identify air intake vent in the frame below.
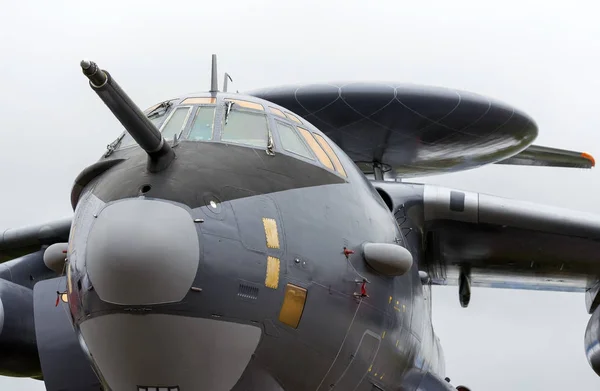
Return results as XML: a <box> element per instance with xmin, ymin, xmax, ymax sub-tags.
<box><xmin>138</xmin><ymin>387</ymin><xmax>179</xmax><ymax>391</ymax></box>
<box><xmin>238</xmin><ymin>283</ymin><xmax>259</xmax><ymax>300</ymax></box>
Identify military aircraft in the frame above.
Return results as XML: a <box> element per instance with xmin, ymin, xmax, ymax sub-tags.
<box><xmin>1</xmin><ymin>54</ymin><xmax>599</xmax><ymax>391</ymax></box>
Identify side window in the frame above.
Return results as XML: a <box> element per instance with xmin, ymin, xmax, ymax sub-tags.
<box><xmin>222</xmin><ymin>109</ymin><xmax>269</xmax><ymax>148</ymax></box>
<box><xmin>269</xmin><ymin>107</ymin><xmax>286</xmax><ymax>118</ymax></box>
<box><xmin>182</xmin><ymin>97</ymin><xmax>217</xmax><ymax>104</ymax></box>
<box><xmin>285</xmin><ymin>112</ymin><xmax>303</xmax><ymax>124</ymax></box>
<box><xmin>161</xmin><ymin>106</ymin><xmax>191</xmax><ymax>140</ymax></box>
<box><xmin>297</xmin><ymin>127</ymin><xmax>334</xmax><ymax>170</ymax></box>
<box><xmin>275</xmin><ymin>122</ymin><xmax>314</xmax><ymax>159</ymax></box>
<box><xmin>312</xmin><ymin>133</ymin><xmax>347</xmax><ymax>177</ymax></box>
<box><xmin>148</xmin><ymin>116</ymin><xmax>165</xmax><ymax>130</ymax></box>
<box><xmin>225</xmin><ymin>99</ymin><xmax>264</xmax><ymax>111</ymax></box>
<box><xmin>145</xmin><ymin>102</ymin><xmax>173</xmax><ymax>131</ymax></box>
<box><xmin>188</xmin><ymin>106</ymin><xmax>216</xmax><ymax>141</ymax></box>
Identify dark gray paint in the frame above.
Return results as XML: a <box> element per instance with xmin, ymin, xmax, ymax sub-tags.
<box><xmin>0</xmin><ymin>250</ymin><xmax>55</xmax><ymax>290</ymax></box>
<box><xmin>246</xmin><ymin>82</ymin><xmax>538</xmax><ymax>177</ymax></box>
<box><xmin>33</xmin><ymin>277</ymin><xmax>102</xmax><ymax>390</ymax></box>
<box><xmin>60</xmin><ymin>101</ymin><xmax>448</xmax><ymax>389</ymax></box>
<box><xmin>81</xmin><ymin>60</ymin><xmax>176</xmax><ymax>173</ymax></box>
<box><xmin>1</xmin><ymin>65</ymin><xmax>600</xmax><ymax>389</ymax></box>
<box><xmin>0</xmin><ymin>218</ymin><xmax>71</xmax><ymax>262</ymax></box>
<box><xmin>0</xmin><ymin>279</ymin><xmax>39</xmax><ymax>377</ymax></box>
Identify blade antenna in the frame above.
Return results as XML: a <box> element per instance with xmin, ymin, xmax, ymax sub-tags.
<box><xmin>210</xmin><ymin>54</ymin><xmax>218</xmax><ymax>92</ymax></box>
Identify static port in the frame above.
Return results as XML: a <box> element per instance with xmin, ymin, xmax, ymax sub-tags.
<box><xmin>140</xmin><ymin>184</ymin><xmax>152</xmax><ymax>194</ymax></box>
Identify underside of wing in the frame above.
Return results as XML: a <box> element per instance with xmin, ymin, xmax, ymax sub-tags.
<box><xmin>247</xmin><ymin>83</ymin><xmax>594</xmax><ymax>177</ymax></box>
<box><xmin>0</xmin><ymin>217</ymin><xmax>72</xmax><ymax>262</ymax></box>
<box><xmin>375</xmin><ymin>181</ymin><xmax>600</xmax><ymax>312</ymax></box>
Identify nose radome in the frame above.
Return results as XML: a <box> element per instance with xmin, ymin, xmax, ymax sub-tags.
<box><xmin>86</xmin><ymin>199</ymin><xmax>200</xmax><ymax>305</ymax></box>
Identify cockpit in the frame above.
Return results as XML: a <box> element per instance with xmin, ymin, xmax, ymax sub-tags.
<box><xmin>110</xmin><ymin>93</ymin><xmax>348</xmax><ymax>179</ymax></box>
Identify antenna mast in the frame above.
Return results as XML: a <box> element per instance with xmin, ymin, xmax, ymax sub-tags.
<box><xmin>223</xmin><ymin>73</ymin><xmax>233</xmax><ymax>93</ymax></box>
<box><xmin>210</xmin><ymin>54</ymin><xmax>218</xmax><ymax>92</ymax></box>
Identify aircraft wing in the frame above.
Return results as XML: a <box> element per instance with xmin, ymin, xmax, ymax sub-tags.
<box><xmin>0</xmin><ymin>217</ymin><xmax>72</xmax><ymax>262</ymax></box>
<box><xmin>375</xmin><ymin>182</ymin><xmax>600</xmax><ymax>312</ymax></box>
<box><xmin>497</xmin><ymin>145</ymin><xmax>595</xmax><ymax>168</ymax></box>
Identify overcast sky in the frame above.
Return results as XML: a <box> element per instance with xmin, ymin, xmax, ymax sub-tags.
<box><xmin>1</xmin><ymin>0</ymin><xmax>600</xmax><ymax>390</ymax></box>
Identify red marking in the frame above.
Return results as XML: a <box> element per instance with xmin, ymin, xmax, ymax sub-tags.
<box><xmin>360</xmin><ymin>281</ymin><xmax>368</xmax><ymax>297</ymax></box>
<box><xmin>55</xmin><ymin>295</ymin><xmax>60</xmax><ymax>307</ymax></box>
<box><xmin>62</xmin><ymin>250</ymin><xmax>67</xmax><ymax>254</ymax></box>
<box><xmin>343</xmin><ymin>247</ymin><xmax>355</xmax><ymax>258</ymax></box>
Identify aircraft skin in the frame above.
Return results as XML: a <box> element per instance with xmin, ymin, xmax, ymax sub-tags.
<box><xmin>63</xmin><ymin>94</ymin><xmax>448</xmax><ymax>390</ymax></box>
<box><xmin>1</xmin><ymin>56</ymin><xmax>600</xmax><ymax>391</ymax></box>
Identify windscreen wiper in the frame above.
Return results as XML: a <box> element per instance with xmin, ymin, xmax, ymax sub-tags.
<box><xmin>224</xmin><ymin>101</ymin><xmax>234</xmax><ymax>124</ymax></box>
<box><xmin>147</xmin><ymin>100</ymin><xmax>173</xmax><ymax>119</ymax></box>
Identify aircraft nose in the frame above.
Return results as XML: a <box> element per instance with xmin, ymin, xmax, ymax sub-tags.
<box><xmin>85</xmin><ymin>198</ymin><xmax>200</xmax><ymax>305</ymax></box>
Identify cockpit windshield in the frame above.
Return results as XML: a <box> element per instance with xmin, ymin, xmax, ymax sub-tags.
<box><xmin>221</xmin><ymin>109</ymin><xmax>268</xmax><ymax>148</ymax></box>
<box><xmin>160</xmin><ymin>106</ymin><xmax>191</xmax><ymax>140</ymax></box>
<box><xmin>107</xmin><ymin>95</ymin><xmax>347</xmax><ymax>180</ymax></box>
<box><xmin>188</xmin><ymin>106</ymin><xmax>215</xmax><ymax>141</ymax></box>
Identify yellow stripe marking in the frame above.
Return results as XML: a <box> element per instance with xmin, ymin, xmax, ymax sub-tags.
<box><xmin>402</xmin><ymin>304</ymin><xmax>406</xmax><ymax>312</ymax></box>
<box><xmin>368</xmin><ymin>365</ymin><xmax>373</xmax><ymax>372</ymax></box>
<box><xmin>265</xmin><ymin>256</ymin><xmax>280</xmax><ymax>289</ymax></box>
<box><xmin>380</xmin><ymin>374</ymin><xmax>385</xmax><ymax>380</ymax></box>
<box><xmin>389</xmin><ymin>296</ymin><xmax>392</xmax><ymax>303</ymax></box>
<box><xmin>262</xmin><ymin>218</ymin><xmax>280</xmax><ymax>249</ymax></box>
<box><xmin>382</xmin><ymin>331</ymin><xmax>386</xmax><ymax>339</ymax></box>
<box><xmin>396</xmin><ymin>340</ymin><xmax>399</xmax><ymax>347</ymax></box>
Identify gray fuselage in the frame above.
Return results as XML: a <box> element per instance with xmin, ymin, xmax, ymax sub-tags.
<box><xmin>65</xmin><ymin>92</ymin><xmax>448</xmax><ymax>391</ymax></box>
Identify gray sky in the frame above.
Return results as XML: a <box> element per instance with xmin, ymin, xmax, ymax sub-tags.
<box><xmin>1</xmin><ymin>0</ymin><xmax>600</xmax><ymax>389</ymax></box>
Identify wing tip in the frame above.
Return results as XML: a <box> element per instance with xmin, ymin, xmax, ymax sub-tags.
<box><xmin>581</xmin><ymin>152</ymin><xmax>596</xmax><ymax>167</ymax></box>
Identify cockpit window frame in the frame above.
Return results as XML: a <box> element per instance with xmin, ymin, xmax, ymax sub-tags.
<box><xmin>219</xmin><ymin>102</ymin><xmax>271</xmax><ymax>149</ymax></box>
<box><xmin>272</xmin><ymin>119</ymin><xmax>316</xmax><ymax>162</ymax></box>
<box><xmin>312</xmin><ymin>133</ymin><xmax>347</xmax><ymax>178</ymax></box>
<box><xmin>184</xmin><ymin>104</ymin><xmax>218</xmax><ymax>142</ymax></box>
<box><xmin>181</xmin><ymin>97</ymin><xmax>217</xmax><ymax>105</ymax></box>
<box><xmin>159</xmin><ymin>105</ymin><xmax>194</xmax><ymax>141</ymax></box>
<box><xmin>284</xmin><ymin>112</ymin><xmax>303</xmax><ymax>124</ymax></box>
<box><xmin>112</xmin><ymin>100</ymin><xmax>177</xmax><ymax>152</ymax></box>
<box><xmin>224</xmin><ymin>98</ymin><xmax>265</xmax><ymax>112</ymax></box>
<box><xmin>296</xmin><ymin>126</ymin><xmax>335</xmax><ymax>171</ymax></box>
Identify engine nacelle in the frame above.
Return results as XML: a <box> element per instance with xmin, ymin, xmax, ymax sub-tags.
<box><xmin>585</xmin><ymin>305</ymin><xmax>600</xmax><ymax>376</ymax></box>
<box><xmin>0</xmin><ymin>279</ymin><xmax>40</xmax><ymax>377</ymax></box>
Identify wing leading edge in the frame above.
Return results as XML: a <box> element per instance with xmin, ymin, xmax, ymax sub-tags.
<box><xmin>375</xmin><ymin>182</ymin><xmax>600</xmax><ymax>312</ymax></box>
<box><xmin>0</xmin><ymin>217</ymin><xmax>72</xmax><ymax>262</ymax></box>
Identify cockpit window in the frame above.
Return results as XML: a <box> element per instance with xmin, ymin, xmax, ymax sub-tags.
<box><xmin>284</xmin><ymin>112</ymin><xmax>303</xmax><ymax>124</ymax></box>
<box><xmin>148</xmin><ymin>115</ymin><xmax>165</xmax><ymax>130</ymax></box>
<box><xmin>313</xmin><ymin>133</ymin><xmax>347</xmax><ymax>177</ymax></box>
<box><xmin>225</xmin><ymin>99</ymin><xmax>264</xmax><ymax>111</ymax></box>
<box><xmin>188</xmin><ymin>106</ymin><xmax>216</xmax><ymax>141</ymax></box>
<box><xmin>275</xmin><ymin>121</ymin><xmax>313</xmax><ymax>160</ymax></box>
<box><xmin>145</xmin><ymin>101</ymin><xmax>172</xmax><ymax>123</ymax></box>
<box><xmin>161</xmin><ymin>106</ymin><xmax>191</xmax><ymax>140</ymax></box>
<box><xmin>221</xmin><ymin>110</ymin><xmax>268</xmax><ymax>148</ymax></box>
<box><xmin>182</xmin><ymin>97</ymin><xmax>217</xmax><ymax>104</ymax></box>
<box><xmin>297</xmin><ymin>127</ymin><xmax>334</xmax><ymax>170</ymax></box>
<box><xmin>269</xmin><ymin>107</ymin><xmax>286</xmax><ymax>118</ymax></box>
